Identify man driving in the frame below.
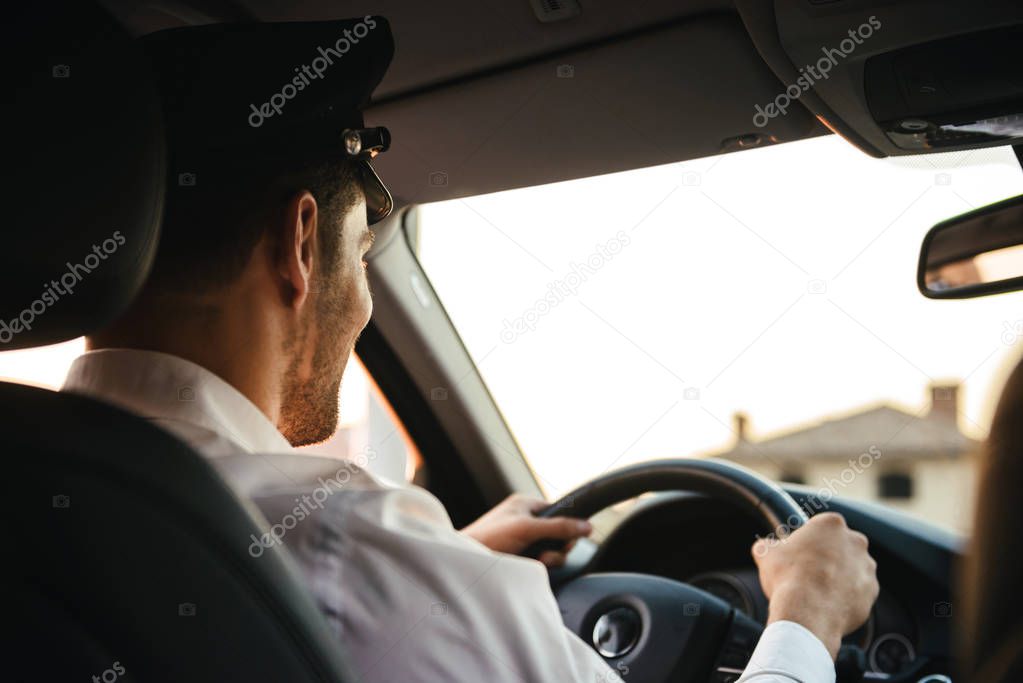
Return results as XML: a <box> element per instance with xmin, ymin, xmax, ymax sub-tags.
<box><xmin>62</xmin><ymin>17</ymin><xmax>877</xmax><ymax>682</ymax></box>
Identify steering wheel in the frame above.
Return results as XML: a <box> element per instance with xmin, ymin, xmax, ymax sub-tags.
<box><xmin>532</xmin><ymin>458</ymin><xmax>809</xmax><ymax>683</ymax></box>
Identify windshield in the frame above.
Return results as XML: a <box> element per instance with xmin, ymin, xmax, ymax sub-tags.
<box><xmin>416</xmin><ymin>135</ymin><xmax>1023</xmax><ymax>533</ymax></box>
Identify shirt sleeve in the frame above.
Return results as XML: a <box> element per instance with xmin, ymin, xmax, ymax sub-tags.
<box><xmin>738</xmin><ymin>620</ymin><xmax>836</xmax><ymax>683</ymax></box>
<box><xmin>232</xmin><ymin>456</ymin><xmax>619</xmax><ymax>683</ymax></box>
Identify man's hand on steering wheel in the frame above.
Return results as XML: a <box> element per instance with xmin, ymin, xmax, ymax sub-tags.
<box><xmin>752</xmin><ymin>511</ymin><xmax>880</xmax><ymax>659</ymax></box>
<box><xmin>462</xmin><ymin>493</ymin><xmax>593</xmax><ymax>567</ymax></box>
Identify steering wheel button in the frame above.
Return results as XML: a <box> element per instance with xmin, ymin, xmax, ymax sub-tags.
<box><xmin>592</xmin><ymin>606</ymin><xmax>642</xmax><ymax>658</ymax></box>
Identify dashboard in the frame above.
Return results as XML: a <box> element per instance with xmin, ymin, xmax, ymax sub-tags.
<box><xmin>553</xmin><ymin>488</ymin><xmax>962</xmax><ymax>680</ymax></box>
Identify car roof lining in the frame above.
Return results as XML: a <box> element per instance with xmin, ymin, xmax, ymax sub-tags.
<box><xmin>102</xmin><ymin>0</ymin><xmax>825</xmax><ymax>204</ymax></box>
<box><xmin>103</xmin><ymin>0</ymin><xmax>733</xmax><ymax>98</ymax></box>
<box><xmin>369</xmin><ymin>12</ymin><xmax>825</xmax><ymax>205</ymax></box>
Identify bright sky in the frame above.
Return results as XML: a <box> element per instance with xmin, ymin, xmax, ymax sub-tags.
<box><xmin>417</xmin><ymin>135</ymin><xmax>1023</xmax><ymax>497</ymax></box>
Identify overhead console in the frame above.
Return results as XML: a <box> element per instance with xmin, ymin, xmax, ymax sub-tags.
<box><xmin>736</xmin><ymin>0</ymin><xmax>1023</xmax><ymax>157</ymax></box>
<box><xmin>865</xmin><ymin>26</ymin><xmax>1022</xmax><ymax>152</ymax></box>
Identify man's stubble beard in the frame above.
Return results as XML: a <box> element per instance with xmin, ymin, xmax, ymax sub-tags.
<box><xmin>278</xmin><ymin>275</ymin><xmax>363</xmax><ymax>447</ymax></box>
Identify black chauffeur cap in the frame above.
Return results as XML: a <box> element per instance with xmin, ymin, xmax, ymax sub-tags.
<box><xmin>142</xmin><ymin>16</ymin><xmax>395</xmax><ymax>223</ymax></box>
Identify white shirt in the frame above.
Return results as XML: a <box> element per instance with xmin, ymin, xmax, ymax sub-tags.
<box><xmin>63</xmin><ymin>349</ymin><xmax>835</xmax><ymax>683</ymax></box>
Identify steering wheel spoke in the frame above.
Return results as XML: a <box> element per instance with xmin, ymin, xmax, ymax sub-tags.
<box><xmin>556</xmin><ymin>572</ymin><xmax>762</xmax><ymax>682</ymax></box>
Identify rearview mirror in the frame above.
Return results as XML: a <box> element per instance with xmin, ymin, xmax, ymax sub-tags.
<box><xmin>918</xmin><ymin>194</ymin><xmax>1023</xmax><ymax>299</ymax></box>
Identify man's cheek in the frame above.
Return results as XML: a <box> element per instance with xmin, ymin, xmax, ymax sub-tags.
<box><xmin>358</xmin><ymin>281</ymin><xmax>373</xmax><ymax>322</ymax></box>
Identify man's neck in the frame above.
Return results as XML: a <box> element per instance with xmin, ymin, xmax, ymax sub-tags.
<box><xmin>87</xmin><ymin>291</ymin><xmax>285</xmax><ymax>427</ymax></box>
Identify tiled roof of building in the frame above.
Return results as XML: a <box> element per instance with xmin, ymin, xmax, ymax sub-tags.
<box><xmin>720</xmin><ymin>403</ymin><xmax>978</xmax><ymax>464</ymax></box>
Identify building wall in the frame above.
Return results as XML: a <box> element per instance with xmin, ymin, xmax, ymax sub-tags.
<box><xmin>733</xmin><ymin>454</ymin><xmax>977</xmax><ymax>533</ymax></box>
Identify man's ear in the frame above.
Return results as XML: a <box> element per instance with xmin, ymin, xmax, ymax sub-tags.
<box><xmin>276</xmin><ymin>190</ymin><xmax>318</xmax><ymax>311</ymax></box>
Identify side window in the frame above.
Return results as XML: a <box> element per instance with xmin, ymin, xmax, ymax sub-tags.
<box><xmin>0</xmin><ymin>341</ymin><xmax>417</xmax><ymax>482</ymax></box>
<box><xmin>0</xmin><ymin>338</ymin><xmax>84</xmax><ymax>389</ymax></box>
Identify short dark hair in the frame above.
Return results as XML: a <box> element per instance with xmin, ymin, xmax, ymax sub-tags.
<box><xmin>146</xmin><ymin>156</ymin><xmax>361</xmax><ymax>293</ymax></box>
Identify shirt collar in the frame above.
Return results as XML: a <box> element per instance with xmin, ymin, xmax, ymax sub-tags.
<box><xmin>62</xmin><ymin>348</ymin><xmax>293</xmax><ymax>455</ymax></box>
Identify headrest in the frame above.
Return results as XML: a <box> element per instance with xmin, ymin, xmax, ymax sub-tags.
<box><xmin>3</xmin><ymin>1</ymin><xmax>165</xmax><ymax>351</ymax></box>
